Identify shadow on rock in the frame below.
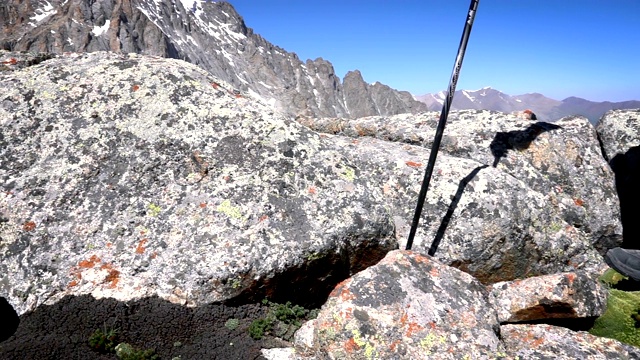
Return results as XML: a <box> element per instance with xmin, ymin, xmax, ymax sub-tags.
<box><xmin>490</xmin><ymin>122</ymin><xmax>562</xmax><ymax>167</ymax></box>
<box><xmin>0</xmin><ymin>297</ymin><xmax>19</xmax><ymax>343</ymax></box>
<box><xmin>610</xmin><ymin>146</ymin><xmax>640</xmax><ymax>250</ymax></box>
<box><xmin>428</xmin><ymin>165</ymin><xmax>489</xmax><ymax>256</ymax></box>
<box><xmin>0</xmin><ymin>295</ymin><xmax>275</xmax><ymax>360</ymax></box>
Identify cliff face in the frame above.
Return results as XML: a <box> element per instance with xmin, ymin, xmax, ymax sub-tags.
<box><xmin>0</xmin><ymin>0</ymin><xmax>427</xmax><ymax>118</ymax></box>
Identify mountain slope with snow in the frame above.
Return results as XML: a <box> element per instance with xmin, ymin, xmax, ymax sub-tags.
<box><xmin>0</xmin><ymin>0</ymin><xmax>426</xmax><ymax>118</ymax></box>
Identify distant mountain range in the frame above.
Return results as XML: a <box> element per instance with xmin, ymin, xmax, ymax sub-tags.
<box><xmin>416</xmin><ymin>87</ymin><xmax>640</xmax><ymax>124</ymax></box>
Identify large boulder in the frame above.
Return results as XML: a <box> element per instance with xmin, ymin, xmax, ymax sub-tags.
<box><xmin>501</xmin><ymin>324</ymin><xmax>640</xmax><ymax>359</ymax></box>
<box><xmin>488</xmin><ymin>271</ymin><xmax>607</xmax><ymax>323</ymax></box>
<box><xmin>308</xmin><ymin>132</ymin><xmax>611</xmax><ymax>284</ymax></box>
<box><xmin>300</xmin><ymin>111</ymin><xmax>622</xmax><ymax>282</ymax></box>
<box><xmin>596</xmin><ymin>109</ymin><xmax>640</xmax><ymax>249</ymax></box>
<box><xmin>0</xmin><ymin>50</ymin><xmax>397</xmax><ymax>315</ymax></box>
<box><xmin>296</xmin><ymin>250</ymin><xmax>505</xmax><ymax>359</ymax></box>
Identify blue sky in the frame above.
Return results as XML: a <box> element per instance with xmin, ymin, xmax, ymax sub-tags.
<box><xmin>226</xmin><ymin>1</ymin><xmax>639</xmax><ymax>102</ymax></box>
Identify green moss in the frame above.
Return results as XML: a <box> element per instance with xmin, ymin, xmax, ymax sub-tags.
<box><xmin>248</xmin><ymin>318</ymin><xmax>272</xmax><ymax>340</ymax></box>
<box><xmin>600</xmin><ymin>268</ymin><xmax>628</xmax><ymax>286</ymax></box>
<box><xmin>88</xmin><ymin>327</ymin><xmax>119</xmax><ymax>353</ymax></box>
<box><xmin>114</xmin><ymin>343</ymin><xmax>159</xmax><ymax>360</ymax></box>
<box><xmin>224</xmin><ymin>318</ymin><xmax>239</xmax><ymax>331</ymax></box>
<box><xmin>247</xmin><ymin>300</ymin><xmax>318</xmax><ymax>341</ymax></box>
<box><xmin>589</xmin><ymin>289</ymin><xmax>640</xmax><ymax>346</ymax></box>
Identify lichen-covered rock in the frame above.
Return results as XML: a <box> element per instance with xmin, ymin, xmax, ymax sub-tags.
<box><xmin>595</xmin><ymin>109</ymin><xmax>640</xmax><ymax>161</ymax></box>
<box><xmin>501</xmin><ymin>323</ymin><xmax>640</xmax><ymax>359</ymax></box>
<box><xmin>321</xmin><ymin>133</ymin><xmax>608</xmax><ymax>283</ymax></box>
<box><xmin>488</xmin><ymin>272</ymin><xmax>608</xmax><ymax>323</ymax></box>
<box><xmin>299</xmin><ymin>250</ymin><xmax>505</xmax><ymax>360</ymax></box>
<box><xmin>301</xmin><ymin>110</ymin><xmax>622</xmax><ymax>256</ymax></box>
<box><xmin>0</xmin><ymin>51</ymin><xmax>397</xmax><ymax>315</ymax></box>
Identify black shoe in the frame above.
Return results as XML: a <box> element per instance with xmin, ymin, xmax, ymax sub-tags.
<box><xmin>605</xmin><ymin>247</ymin><xmax>640</xmax><ymax>281</ymax></box>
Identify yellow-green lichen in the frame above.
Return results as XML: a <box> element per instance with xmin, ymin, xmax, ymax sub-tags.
<box><xmin>306</xmin><ymin>251</ymin><xmax>323</xmax><ymax>261</ymax></box>
<box><xmin>340</xmin><ymin>166</ymin><xmax>356</xmax><ymax>182</ymax></box>
<box><xmin>351</xmin><ymin>329</ymin><xmax>378</xmax><ymax>360</ymax></box>
<box><xmin>419</xmin><ymin>332</ymin><xmax>446</xmax><ymax>355</ymax></box>
<box><xmin>148</xmin><ymin>203</ymin><xmax>162</xmax><ymax>217</ymax></box>
<box><xmin>216</xmin><ymin>199</ymin><xmax>243</xmax><ymax>220</ymax></box>
<box><xmin>548</xmin><ymin>222</ymin><xmax>563</xmax><ymax>232</ymax></box>
<box><xmin>589</xmin><ymin>289</ymin><xmax>640</xmax><ymax>347</ymax></box>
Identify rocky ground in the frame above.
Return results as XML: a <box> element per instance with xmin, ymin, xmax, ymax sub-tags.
<box><xmin>0</xmin><ymin>295</ymin><xmax>293</xmax><ymax>360</ymax></box>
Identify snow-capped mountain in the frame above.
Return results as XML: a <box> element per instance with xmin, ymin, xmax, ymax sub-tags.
<box><xmin>417</xmin><ymin>87</ymin><xmax>640</xmax><ymax>123</ymax></box>
<box><xmin>0</xmin><ymin>0</ymin><xmax>426</xmax><ymax>118</ymax></box>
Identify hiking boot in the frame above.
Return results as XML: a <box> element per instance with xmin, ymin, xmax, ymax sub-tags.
<box><xmin>605</xmin><ymin>247</ymin><xmax>640</xmax><ymax>281</ymax></box>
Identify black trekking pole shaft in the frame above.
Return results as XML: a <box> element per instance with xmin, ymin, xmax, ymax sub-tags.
<box><xmin>406</xmin><ymin>0</ymin><xmax>479</xmax><ymax>251</ymax></box>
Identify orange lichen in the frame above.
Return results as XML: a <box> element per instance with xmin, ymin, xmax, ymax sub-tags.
<box><xmin>135</xmin><ymin>239</ymin><xmax>148</xmax><ymax>254</ymax></box>
<box><xmin>78</xmin><ymin>255</ymin><xmax>101</xmax><ymax>268</ymax></box>
<box><xmin>2</xmin><ymin>58</ymin><xmax>17</xmax><ymax>65</ymax></box>
<box><xmin>329</xmin><ymin>278</ymin><xmax>353</xmax><ymax>299</ymax></box>
<box><xmin>405</xmin><ymin>161</ymin><xmax>423</xmax><ymax>168</ymax></box>
<box><xmin>104</xmin><ymin>269</ymin><xmax>120</xmax><ymax>288</ymax></box>
<box><xmin>344</xmin><ymin>338</ymin><xmax>360</xmax><ymax>352</ymax></box>
<box><xmin>400</xmin><ymin>312</ymin><xmax>408</xmax><ymax>327</ymax></box>
<box><xmin>22</xmin><ymin>221</ymin><xmax>36</xmax><ymax>231</ymax></box>
<box><xmin>100</xmin><ymin>263</ymin><xmax>120</xmax><ymax>288</ymax></box>
<box><xmin>259</xmin><ymin>215</ymin><xmax>268</xmax><ymax>222</ymax></box>
<box><xmin>67</xmin><ymin>280</ymin><xmax>79</xmax><ymax>287</ymax></box>
<box><xmin>389</xmin><ymin>339</ymin><xmax>401</xmax><ymax>351</ymax></box>
<box><xmin>132</xmin><ymin>84</ymin><xmax>140</xmax><ymax>92</ymax></box>
<box><xmin>405</xmin><ymin>322</ymin><xmax>424</xmax><ymax>337</ymax></box>
<box><xmin>211</xmin><ymin>82</ymin><xmax>219</xmax><ymax>89</ymax></box>
<box><xmin>574</xmin><ymin>198</ymin><xmax>584</xmax><ymax>206</ymax></box>
<box><xmin>199</xmin><ymin>202</ymin><xmax>207</xmax><ymax>208</ymax></box>
<box><xmin>308</xmin><ymin>186</ymin><xmax>316</xmax><ymax>195</ymax></box>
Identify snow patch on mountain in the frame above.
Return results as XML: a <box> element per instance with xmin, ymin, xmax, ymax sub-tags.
<box><xmin>30</xmin><ymin>0</ymin><xmax>56</xmax><ymax>25</ymax></box>
<box><xmin>91</xmin><ymin>20</ymin><xmax>111</xmax><ymax>36</ymax></box>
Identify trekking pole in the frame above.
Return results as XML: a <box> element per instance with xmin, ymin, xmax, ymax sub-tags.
<box><xmin>406</xmin><ymin>0</ymin><xmax>479</xmax><ymax>252</ymax></box>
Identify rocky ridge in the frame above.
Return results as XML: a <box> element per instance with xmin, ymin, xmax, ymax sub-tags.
<box><xmin>0</xmin><ymin>50</ymin><xmax>638</xmax><ymax>358</ymax></box>
<box><xmin>0</xmin><ymin>0</ymin><xmax>427</xmax><ymax>119</ymax></box>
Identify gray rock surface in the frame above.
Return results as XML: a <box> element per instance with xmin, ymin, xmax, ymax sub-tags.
<box><xmin>0</xmin><ymin>50</ymin><xmax>397</xmax><ymax>315</ymax></box>
<box><xmin>0</xmin><ymin>0</ymin><xmax>427</xmax><ymax>119</ymax></box>
<box><xmin>296</xmin><ymin>250</ymin><xmax>505</xmax><ymax>360</ymax></box>
<box><xmin>300</xmin><ymin>116</ymin><xmax>618</xmax><ymax>283</ymax></box>
<box><xmin>500</xmin><ymin>324</ymin><xmax>640</xmax><ymax>359</ymax></box>
<box><xmin>302</xmin><ymin>111</ymin><xmax>623</xmax><ymax>261</ymax></box>
<box><xmin>596</xmin><ymin>109</ymin><xmax>640</xmax><ymax>161</ymax></box>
